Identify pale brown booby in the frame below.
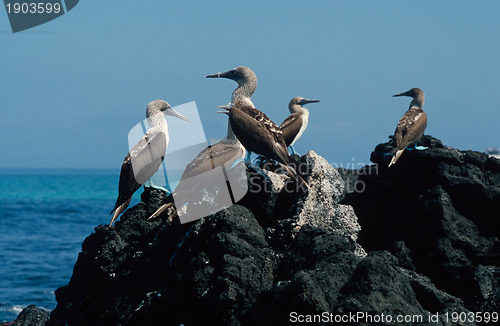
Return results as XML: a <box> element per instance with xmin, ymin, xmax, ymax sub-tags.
<box><xmin>388</xmin><ymin>88</ymin><xmax>427</xmax><ymax>167</ymax></box>
<box><xmin>109</xmin><ymin>100</ymin><xmax>190</xmax><ymax>226</ymax></box>
<box><xmin>280</xmin><ymin>97</ymin><xmax>320</xmax><ymax>154</ymax></box>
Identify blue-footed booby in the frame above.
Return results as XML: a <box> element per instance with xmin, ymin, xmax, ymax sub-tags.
<box><xmin>110</xmin><ymin>100</ymin><xmax>190</xmax><ymax>226</ymax></box>
<box><xmin>206</xmin><ymin>66</ymin><xmax>257</xmax><ymax>161</ymax></box>
<box><xmin>388</xmin><ymin>88</ymin><xmax>427</xmax><ymax>167</ymax></box>
<box><xmin>280</xmin><ymin>97</ymin><xmax>320</xmax><ymax>154</ymax></box>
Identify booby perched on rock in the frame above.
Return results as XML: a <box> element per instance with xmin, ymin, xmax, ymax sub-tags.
<box><xmin>206</xmin><ymin>66</ymin><xmax>257</xmax><ymax>161</ymax></box>
<box><xmin>280</xmin><ymin>97</ymin><xmax>320</xmax><ymax>154</ymax></box>
<box><xmin>388</xmin><ymin>88</ymin><xmax>427</xmax><ymax>167</ymax></box>
<box><xmin>110</xmin><ymin>100</ymin><xmax>190</xmax><ymax>226</ymax></box>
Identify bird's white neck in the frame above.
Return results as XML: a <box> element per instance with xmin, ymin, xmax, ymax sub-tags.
<box><xmin>290</xmin><ymin>104</ymin><xmax>310</xmax><ymax>117</ymax></box>
<box><xmin>147</xmin><ymin>112</ymin><xmax>168</xmax><ymax>132</ymax></box>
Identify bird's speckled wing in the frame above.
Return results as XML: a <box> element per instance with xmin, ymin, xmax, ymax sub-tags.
<box><xmin>236</xmin><ymin>103</ymin><xmax>284</xmax><ymax>140</ymax></box>
<box><xmin>393</xmin><ymin>107</ymin><xmax>427</xmax><ymax>151</ymax></box>
<box><xmin>111</xmin><ymin>130</ymin><xmax>167</xmax><ymax>213</ymax></box>
<box><xmin>229</xmin><ymin>105</ymin><xmax>290</xmax><ymax>164</ymax></box>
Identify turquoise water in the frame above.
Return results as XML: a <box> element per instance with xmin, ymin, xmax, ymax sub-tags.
<box><xmin>0</xmin><ymin>169</ymin><xmax>139</xmax><ymax>322</ymax></box>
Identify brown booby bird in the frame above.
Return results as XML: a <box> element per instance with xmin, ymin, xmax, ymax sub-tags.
<box><xmin>389</xmin><ymin>88</ymin><xmax>427</xmax><ymax>167</ymax></box>
<box><xmin>280</xmin><ymin>96</ymin><xmax>320</xmax><ymax>154</ymax></box>
<box><xmin>110</xmin><ymin>100</ymin><xmax>190</xmax><ymax>226</ymax></box>
<box><xmin>207</xmin><ymin>67</ymin><xmax>309</xmax><ymax>189</ymax></box>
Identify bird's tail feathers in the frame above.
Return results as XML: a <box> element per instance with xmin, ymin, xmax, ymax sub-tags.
<box><xmin>281</xmin><ymin>163</ymin><xmax>310</xmax><ymax>191</ymax></box>
<box><xmin>109</xmin><ymin>197</ymin><xmax>132</xmax><ymax>226</ymax></box>
<box><xmin>388</xmin><ymin>149</ymin><xmax>405</xmax><ymax>167</ymax></box>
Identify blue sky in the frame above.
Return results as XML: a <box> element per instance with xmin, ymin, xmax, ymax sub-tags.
<box><xmin>1</xmin><ymin>1</ymin><xmax>499</xmax><ymax>169</ymax></box>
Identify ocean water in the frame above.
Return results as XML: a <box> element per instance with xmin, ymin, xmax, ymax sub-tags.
<box><xmin>0</xmin><ymin>169</ymin><xmax>139</xmax><ymax>323</ymax></box>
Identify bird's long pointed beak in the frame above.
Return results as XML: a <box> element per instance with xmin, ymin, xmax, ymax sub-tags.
<box><xmin>167</xmin><ymin>109</ymin><xmax>190</xmax><ymax>122</ymax></box>
<box><xmin>206</xmin><ymin>69</ymin><xmax>236</xmax><ymax>79</ymax></box>
<box><xmin>301</xmin><ymin>99</ymin><xmax>320</xmax><ymax>105</ymax></box>
<box><xmin>206</xmin><ymin>72</ymin><xmax>222</xmax><ymax>78</ymax></box>
<box><xmin>217</xmin><ymin>110</ymin><xmax>230</xmax><ymax>115</ymax></box>
<box><xmin>393</xmin><ymin>90</ymin><xmax>411</xmax><ymax>97</ymax></box>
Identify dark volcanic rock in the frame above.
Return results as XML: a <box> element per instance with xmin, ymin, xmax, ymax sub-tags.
<box><xmin>49</xmin><ymin>189</ymin><xmax>185</xmax><ymax>326</ymax></box>
<box><xmin>18</xmin><ymin>146</ymin><xmax>495</xmax><ymax>325</ymax></box>
<box><xmin>334</xmin><ymin>251</ymin><xmax>469</xmax><ymax>326</ymax></box>
<box><xmin>13</xmin><ymin>305</ymin><xmax>49</xmax><ymax>326</ymax></box>
<box><xmin>246</xmin><ymin>226</ymin><xmax>364</xmax><ymax>325</ymax></box>
<box><xmin>342</xmin><ymin>135</ymin><xmax>500</xmax><ymax>312</ymax></box>
<box><xmin>48</xmin><ymin>191</ymin><xmax>279</xmax><ymax>325</ymax></box>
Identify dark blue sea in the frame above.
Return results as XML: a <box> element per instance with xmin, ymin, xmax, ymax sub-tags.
<box><xmin>0</xmin><ymin>169</ymin><xmax>140</xmax><ymax>323</ymax></box>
